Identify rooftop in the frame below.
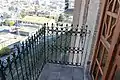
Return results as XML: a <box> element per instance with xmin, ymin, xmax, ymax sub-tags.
<box><xmin>21</xmin><ymin>16</ymin><xmax>55</xmax><ymax>24</ymax></box>
<box><xmin>0</xmin><ymin>32</ymin><xmax>26</xmax><ymax>50</ymax></box>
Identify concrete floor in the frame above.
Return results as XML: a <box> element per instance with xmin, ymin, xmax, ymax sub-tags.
<box><xmin>39</xmin><ymin>63</ymin><xmax>84</xmax><ymax>80</ymax></box>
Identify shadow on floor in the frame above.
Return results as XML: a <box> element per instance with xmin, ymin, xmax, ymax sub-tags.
<box><xmin>39</xmin><ymin>63</ymin><xmax>84</xmax><ymax>80</ymax></box>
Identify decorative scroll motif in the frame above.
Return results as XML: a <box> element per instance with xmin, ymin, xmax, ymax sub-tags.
<box><xmin>106</xmin><ymin>0</ymin><xmax>113</xmax><ymax>11</ymax></box>
<box><xmin>106</xmin><ymin>18</ymin><xmax>116</xmax><ymax>43</ymax></box>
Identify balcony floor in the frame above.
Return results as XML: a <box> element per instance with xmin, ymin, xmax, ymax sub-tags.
<box><xmin>39</xmin><ymin>63</ymin><xmax>85</xmax><ymax>80</ymax></box>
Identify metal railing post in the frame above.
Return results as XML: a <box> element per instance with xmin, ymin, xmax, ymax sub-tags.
<box><xmin>44</xmin><ymin>23</ymin><xmax>46</xmax><ymax>63</ymax></box>
<box><xmin>0</xmin><ymin>60</ymin><xmax>6</xmax><ymax>80</ymax></box>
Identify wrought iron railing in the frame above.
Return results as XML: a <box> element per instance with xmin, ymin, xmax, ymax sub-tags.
<box><xmin>0</xmin><ymin>23</ymin><xmax>90</xmax><ymax>80</ymax></box>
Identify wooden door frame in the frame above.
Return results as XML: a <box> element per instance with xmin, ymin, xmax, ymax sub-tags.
<box><xmin>90</xmin><ymin>0</ymin><xmax>120</xmax><ymax>80</ymax></box>
<box><xmin>102</xmin><ymin>9</ymin><xmax>120</xmax><ymax>79</ymax></box>
<box><xmin>108</xmin><ymin>45</ymin><xmax>120</xmax><ymax>80</ymax></box>
<box><xmin>90</xmin><ymin>0</ymin><xmax>107</xmax><ymax>73</ymax></box>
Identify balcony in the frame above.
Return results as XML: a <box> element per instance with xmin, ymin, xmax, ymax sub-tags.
<box><xmin>0</xmin><ymin>24</ymin><xmax>91</xmax><ymax>80</ymax></box>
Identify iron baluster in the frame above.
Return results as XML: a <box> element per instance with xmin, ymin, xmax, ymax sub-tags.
<box><xmin>31</xmin><ymin>36</ymin><xmax>36</xmax><ymax>80</ymax></box>
<box><xmin>0</xmin><ymin>60</ymin><xmax>6</xmax><ymax>80</ymax></box>
<box><xmin>75</xmin><ymin>28</ymin><xmax>80</xmax><ymax>66</ymax></box>
<box><xmin>38</xmin><ymin>29</ymin><xmax>42</xmax><ymax>69</ymax></box>
<box><xmin>25</xmin><ymin>40</ymin><xmax>32</xmax><ymax>80</ymax></box>
<box><xmin>17</xmin><ymin>46</ymin><xmax>25</xmax><ymax>80</ymax></box>
<box><xmin>44</xmin><ymin>23</ymin><xmax>46</xmax><ymax>63</ymax></box>
<box><xmin>37</xmin><ymin>29</ymin><xmax>42</xmax><ymax>76</ymax></box>
<box><xmin>36</xmin><ymin>31</ymin><xmax>39</xmax><ymax>77</ymax></box>
<box><xmin>51</xmin><ymin>24</ymin><xmax>54</xmax><ymax>62</ymax></box>
<box><xmin>38</xmin><ymin>27</ymin><xmax>44</xmax><ymax>72</ymax></box>
<box><xmin>67</xmin><ymin>25</ymin><xmax>73</xmax><ymax>64</ymax></box>
<box><xmin>12</xmin><ymin>52</ymin><xmax>20</xmax><ymax>80</ymax></box>
<box><xmin>60</xmin><ymin>27</ymin><xmax>63</xmax><ymax>63</ymax></box>
<box><xmin>7</xmin><ymin>57</ymin><xmax>14</xmax><ymax>80</ymax></box>
<box><xmin>71</xmin><ymin>28</ymin><xmax>74</xmax><ymax>65</ymax></box>
<box><xmin>49</xmin><ymin>26</ymin><xmax>52</xmax><ymax>62</ymax></box>
<box><xmin>46</xmin><ymin>24</ymin><xmax>50</xmax><ymax>62</ymax></box>
<box><xmin>77</xmin><ymin>26</ymin><xmax>83</xmax><ymax>66</ymax></box>
<box><xmin>71</xmin><ymin>47</ymin><xmax>75</xmax><ymax>65</ymax></box>
<box><xmin>38</xmin><ymin>30</ymin><xmax>42</xmax><ymax>75</ymax></box>
<box><xmin>72</xmin><ymin>26</ymin><xmax>78</xmax><ymax>65</ymax></box>
<box><xmin>55</xmin><ymin>25</ymin><xmax>58</xmax><ymax>63</ymax></box>
<box><xmin>34</xmin><ymin>34</ymin><xmax>37</xmax><ymax>79</ymax></box>
<box><xmin>76</xmin><ymin>47</ymin><xmax>79</xmax><ymax>66</ymax></box>
<box><xmin>41</xmin><ymin>27</ymin><xmax>46</xmax><ymax>71</ymax></box>
<box><xmin>63</xmin><ymin>24</ymin><xmax>68</xmax><ymax>64</ymax></box>
<box><xmin>33</xmin><ymin>35</ymin><xmax>37</xmax><ymax>80</ymax></box>
<box><xmin>28</xmin><ymin>38</ymin><xmax>34</xmax><ymax>80</ymax></box>
<box><xmin>22</xmin><ymin>42</ymin><xmax>29</xmax><ymax>80</ymax></box>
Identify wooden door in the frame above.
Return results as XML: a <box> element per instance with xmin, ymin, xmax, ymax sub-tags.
<box><xmin>90</xmin><ymin>0</ymin><xmax>120</xmax><ymax>80</ymax></box>
<box><xmin>108</xmin><ymin>45</ymin><xmax>120</xmax><ymax>80</ymax></box>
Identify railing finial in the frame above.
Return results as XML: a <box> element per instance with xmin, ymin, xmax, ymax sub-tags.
<box><xmin>44</xmin><ymin>23</ymin><xmax>46</xmax><ymax>26</ymax></box>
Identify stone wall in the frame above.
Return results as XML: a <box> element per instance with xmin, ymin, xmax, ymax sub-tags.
<box><xmin>72</xmin><ymin>0</ymin><xmax>82</xmax><ymax>27</ymax></box>
<box><xmin>72</xmin><ymin>0</ymin><xmax>101</xmax><ymax>72</ymax></box>
<box><xmin>85</xmin><ymin>0</ymin><xmax>100</xmax><ymax>66</ymax></box>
